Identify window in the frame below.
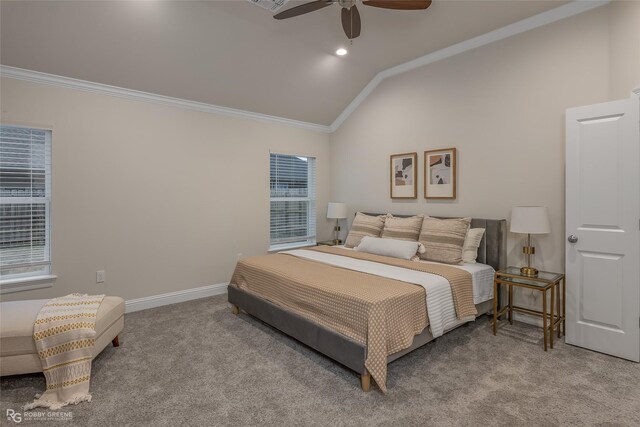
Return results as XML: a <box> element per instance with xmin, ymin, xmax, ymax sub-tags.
<box><xmin>269</xmin><ymin>153</ymin><xmax>316</xmax><ymax>250</ymax></box>
<box><xmin>0</xmin><ymin>125</ymin><xmax>53</xmax><ymax>287</ymax></box>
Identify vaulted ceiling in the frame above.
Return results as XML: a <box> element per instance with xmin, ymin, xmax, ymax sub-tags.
<box><xmin>1</xmin><ymin>1</ymin><xmax>568</xmax><ymax>126</ymax></box>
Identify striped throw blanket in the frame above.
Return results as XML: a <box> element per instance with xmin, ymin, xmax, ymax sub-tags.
<box><xmin>24</xmin><ymin>293</ymin><xmax>105</xmax><ymax>410</ymax></box>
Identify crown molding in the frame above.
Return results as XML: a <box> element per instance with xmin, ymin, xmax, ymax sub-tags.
<box><xmin>0</xmin><ymin>66</ymin><xmax>332</xmax><ymax>134</ymax></box>
<box><xmin>0</xmin><ymin>1</ymin><xmax>609</xmax><ymax>134</ymax></box>
<box><xmin>329</xmin><ymin>0</ymin><xmax>610</xmax><ymax>131</ymax></box>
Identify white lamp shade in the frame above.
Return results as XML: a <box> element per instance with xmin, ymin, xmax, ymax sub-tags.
<box><xmin>510</xmin><ymin>206</ymin><xmax>550</xmax><ymax>234</ymax></box>
<box><xmin>327</xmin><ymin>202</ymin><xmax>347</xmax><ymax>219</ymax></box>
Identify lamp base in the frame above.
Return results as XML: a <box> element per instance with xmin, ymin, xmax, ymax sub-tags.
<box><xmin>520</xmin><ymin>266</ymin><xmax>538</xmax><ymax>277</ymax></box>
<box><xmin>333</xmin><ymin>222</ymin><xmax>341</xmax><ymax>246</ymax></box>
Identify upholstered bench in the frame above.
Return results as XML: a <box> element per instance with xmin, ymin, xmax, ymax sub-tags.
<box><xmin>0</xmin><ymin>296</ymin><xmax>125</xmax><ymax>376</ymax></box>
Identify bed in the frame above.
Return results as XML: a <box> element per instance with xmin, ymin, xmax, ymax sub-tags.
<box><xmin>228</xmin><ymin>215</ymin><xmax>507</xmax><ymax>392</ymax></box>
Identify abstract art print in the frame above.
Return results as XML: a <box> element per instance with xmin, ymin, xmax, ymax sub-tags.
<box><xmin>390</xmin><ymin>152</ymin><xmax>417</xmax><ymax>199</ymax></box>
<box><xmin>424</xmin><ymin>148</ymin><xmax>457</xmax><ymax>199</ymax></box>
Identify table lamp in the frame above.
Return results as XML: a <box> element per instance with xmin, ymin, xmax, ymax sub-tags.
<box><xmin>510</xmin><ymin>206</ymin><xmax>550</xmax><ymax>277</ymax></box>
<box><xmin>327</xmin><ymin>202</ymin><xmax>347</xmax><ymax>245</ymax></box>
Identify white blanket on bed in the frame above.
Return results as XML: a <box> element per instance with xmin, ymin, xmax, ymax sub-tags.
<box><xmin>286</xmin><ymin>249</ymin><xmax>475</xmax><ymax>338</ymax></box>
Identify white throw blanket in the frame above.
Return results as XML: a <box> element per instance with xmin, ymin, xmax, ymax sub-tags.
<box><xmin>24</xmin><ymin>293</ymin><xmax>105</xmax><ymax>410</ymax></box>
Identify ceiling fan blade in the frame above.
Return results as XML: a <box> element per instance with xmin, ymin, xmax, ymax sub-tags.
<box><xmin>274</xmin><ymin>0</ymin><xmax>334</xmax><ymax>20</ymax></box>
<box><xmin>363</xmin><ymin>0</ymin><xmax>432</xmax><ymax>10</ymax></box>
<box><xmin>341</xmin><ymin>5</ymin><xmax>361</xmax><ymax>39</ymax></box>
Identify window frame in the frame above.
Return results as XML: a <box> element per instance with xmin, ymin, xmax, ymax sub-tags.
<box><xmin>269</xmin><ymin>152</ymin><xmax>317</xmax><ymax>251</ymax></box>
<box><xmin>0</xmin><ymin>124</ymin><xmax>56</xmax><ymax>293</ymax></box>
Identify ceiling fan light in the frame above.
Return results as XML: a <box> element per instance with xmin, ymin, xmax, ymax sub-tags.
<box><xmin>336</xmin><ymin>48</ymin><xmax>348</xmax><ymax>56</ymax></box>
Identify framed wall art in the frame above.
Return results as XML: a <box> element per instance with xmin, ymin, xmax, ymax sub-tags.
<box><xmin>390</xmin><ymin>152</ymin><xmax>417</xmax><ymax>199</ymax></box>
<box><xmin>424</xmin><ymin>148</ymin><xmax>457</xmax><ymax>199</ymax></box>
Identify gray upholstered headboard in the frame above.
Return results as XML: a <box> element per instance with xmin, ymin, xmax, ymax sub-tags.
<box><xmin>362</xmin><ymin>213</ymin><xmax>507</xmax><ymax>271</ymax></box>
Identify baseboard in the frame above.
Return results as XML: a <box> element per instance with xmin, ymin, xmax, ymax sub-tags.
<box><xmin>513</xmin><ymin>312</ymin><xmax>546</xmax><ymax>328</ymax></box>
<box><xmin>125</xmin><ymin>282</ymin><xmax>228</xmax><ymax>313</ymax></box>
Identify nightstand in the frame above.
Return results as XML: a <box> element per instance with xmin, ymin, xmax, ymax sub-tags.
<box><xmin>317</xmin><ymin>240</ymin><xmax>339</xmax><ymax>246</ymax></box>
<box><xmin>492</xmin><ymin>267</ymin><xmax>565</xmax><ymax>351</ymax></box>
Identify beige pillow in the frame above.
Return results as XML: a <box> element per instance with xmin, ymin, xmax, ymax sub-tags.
<box><xmin>381</xmin><ymin>215</ymin><xmax>424</xmax><ymax>242</ymax></box>
<box><xmin>462</xmin><ymin>228</ymin><xmax>485</xmax><ymax>264</ymax></box>
<box><xmin>419</xmin><ymin>217</ymin><xmax>471</xmax><ymax>264</ymax></box>
<box><xmin>344</xmin><ymin>212</ymin><xmax>387</xmax><ymax>248</ymax></box>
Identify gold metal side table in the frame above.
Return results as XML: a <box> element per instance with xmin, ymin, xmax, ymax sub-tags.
<box><xmin>492</xmin><ymin>267</ymin><xmax>565</xmax><ymax>351</ymax></box>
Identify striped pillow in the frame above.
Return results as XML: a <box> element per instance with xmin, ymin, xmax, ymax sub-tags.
<box><xmin>381</xmin><ymin>215</ymin><xmax>424</xmax><ymax>242</ymax></box>
<box><xmin>462</xmin><ymin>228</ymin><xmax>485</xmax><ymax>264</ymax></box>
<box><xmin>419</xmin><ymin>217</ymin><xmax>471</xmax><ymax>264</ymax></box>
<box><xmin>344</xmin><ymin>212</ymin><xmax>387</xmax><ymax>248</ymax></box>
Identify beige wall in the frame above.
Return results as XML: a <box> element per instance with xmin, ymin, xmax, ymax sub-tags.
<box><xmin>0</xmin><ymin>78</ymin><xmax>332</xmax><ymax>301</ymax></box>
<box><xmin>2</xmin><ymin>1</ymin><xmax>638</xmax><ymax>307</ymax></box>
<box><xmin>609</xmin><ymin>0</ymin><xmax>640</xmax><ymax>99</ymax></box>
<box><xmin>329</xmin><ymin>2</ymin><xmax>639</xmax><ymax>316</ymax></box>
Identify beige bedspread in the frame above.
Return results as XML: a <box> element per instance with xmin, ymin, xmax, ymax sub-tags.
<box><xmin>229</xmin><ymin>246</ymin><xmax>475</xmax><ymax>392</ymax></box>
<box><xmin>314</xmin><ymin>246</ymin><xmax>477</xmax><ymax>319</ymax></box>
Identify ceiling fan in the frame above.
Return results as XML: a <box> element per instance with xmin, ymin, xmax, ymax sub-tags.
<box><xmin>274</xmin><ymin>0</ymin><xmax>432</xmax><ymax>40</ymax></box>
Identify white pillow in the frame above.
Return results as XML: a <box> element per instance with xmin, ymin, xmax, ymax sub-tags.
<box><xmin>355</xmin><ymin>236</ymin><xmax>425</xmax><ymax>260</ymax></box>
<box><xmin>462</xmin><ymin>228</ymin><xmax>485</xmax><ymax>264</ymax></box>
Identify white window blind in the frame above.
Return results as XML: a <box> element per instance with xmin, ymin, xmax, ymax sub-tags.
<box><xmin>0</xmin><ymin>125</ymin><xmax>52</xmax><ymax>281</ymax></box>
<box><xmin>270</xmin><ymin>153</ymin><xmax>316</xmax><ymax>249</ymax></box>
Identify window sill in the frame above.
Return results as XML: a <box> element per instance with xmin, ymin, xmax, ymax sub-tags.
<box><xmin>0</xmin><ymin>274</ymin><xmax>57</xmax><ymax>295</ymax></box>
<box><xmin>268</xmin><ymin>241</ymin><xmax>316</xmax><ymax>253</ymax></box>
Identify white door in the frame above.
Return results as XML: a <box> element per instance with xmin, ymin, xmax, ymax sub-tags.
<box><xmin>566</xmin><ymin>97</ymin><xmax>640</xmax><ymax>362</ymax></box>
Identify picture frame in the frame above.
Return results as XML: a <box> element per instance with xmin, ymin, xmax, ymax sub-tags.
<box><xmin>390</xmin><ymin>152</ymin><xmax>418</xmax><ymax>199</ymax></box>
<box><xmin>424</xmin><ymin>147</ymin><xmax>457</xmax><ymax>199</ymax></box>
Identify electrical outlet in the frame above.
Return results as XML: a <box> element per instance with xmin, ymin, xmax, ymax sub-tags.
<box><xmin>237</xmin><ymin>253</ymin><xmax>243</xmax><ymax>261</ymax></box>
<box><xmin>96</xmin><ymin>270</ymin><xmax>106</xmax><ymax>284</ymax></box>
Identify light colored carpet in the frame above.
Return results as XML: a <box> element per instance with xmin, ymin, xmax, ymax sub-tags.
<box><xmin>2</xmin><ymin>294</ymin><xmax>639</xmax><ymax>426</ymax></box>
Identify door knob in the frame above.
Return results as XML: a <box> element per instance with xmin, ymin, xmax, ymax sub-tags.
<box><xmin>568</xmin><ymin>234</ymin><xmax>578</xmax><ymax>243</ymax></box>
